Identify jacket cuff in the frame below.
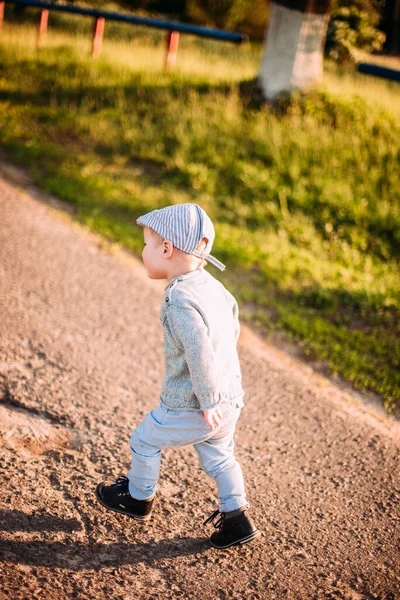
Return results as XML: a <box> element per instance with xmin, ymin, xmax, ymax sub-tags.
<box><xmin>198</xmin><ymin>394</ymin><xmax>221</xmax><ymax>411</ymax></box>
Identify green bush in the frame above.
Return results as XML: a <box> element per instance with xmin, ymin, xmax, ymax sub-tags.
<box><xmin>325</xmin><ymin>5</ymin><xmax>386</xmax><ymax>62</ymax></box>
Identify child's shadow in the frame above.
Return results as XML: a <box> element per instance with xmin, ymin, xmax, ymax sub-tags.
<box><xmin>0</xmin><ymin>509</ymin><xmax>210</xmax><ymax>570</ymax></box>
<box><xmin>0</xmin><ymin>509</ymin><xmax>81</xmax><ymax>533</ymax></box>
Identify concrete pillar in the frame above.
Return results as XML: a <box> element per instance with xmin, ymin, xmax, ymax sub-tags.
<box><xmin>259</xmin><ymin>1</ymin><xmax>331</xmax><ymax>100</ymax></box>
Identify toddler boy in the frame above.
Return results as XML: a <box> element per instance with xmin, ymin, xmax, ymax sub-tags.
<box><xmin>96</xmin><ymin>203</ymin><xmax>260</xmax><ymax>548</ymax></box>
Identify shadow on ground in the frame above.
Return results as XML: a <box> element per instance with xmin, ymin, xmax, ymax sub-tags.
<box><xmin>0</xmin><ymin>509</ymin><xmax>82</xmax><ymax>533</ymax></box>
<box><xmin>0</xmin><ymin>537</ymin><xmax>210</xmax><ymax>570</ymax></box>
<box><xmin>0</xmin><ymin>510</ymin><xmax>209</xmax><ymax>569</ymax></box>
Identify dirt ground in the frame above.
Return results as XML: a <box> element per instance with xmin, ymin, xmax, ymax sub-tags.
<box><xmin>0</xmin><ymin>173</ymin><xmax>399</xmax><ymax>600</ymax></box>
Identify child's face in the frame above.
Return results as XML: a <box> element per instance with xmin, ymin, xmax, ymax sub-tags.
<box><xmin>142</xmin><ymin>227</ymin><xmax>168</xmax><ymax>279</ymax></box>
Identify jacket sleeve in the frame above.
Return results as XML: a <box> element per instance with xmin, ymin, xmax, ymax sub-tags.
<box><xmin>165</xmin><ymin>304</ymin><xmax>220</xmax><ymax>410</ymax></box>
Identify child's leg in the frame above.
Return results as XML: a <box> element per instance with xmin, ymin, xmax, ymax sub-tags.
<box><xmin>194</xmin><ymin>407</ymin><xmax>247</xmax><ymax>513</ymax></box>
<box><xmin>194</xmin><ymin>433</ymin><xmax>246</xmax><ymax>513</ymax></box>
<box><xmin>195</xmin><ymin>406</ymin><xmax>261</xmax><ymax>548</ymax></box>
<box><xmin>127</xmin><ymin>413</ymin><xmax>163</xmax><ymax>500</ymax></box>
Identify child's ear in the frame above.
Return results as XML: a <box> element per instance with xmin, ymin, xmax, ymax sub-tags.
<box><xmin>163</xmin><ymin>240</ymin><xmax>174</xmax><ymax>258</ymax></box>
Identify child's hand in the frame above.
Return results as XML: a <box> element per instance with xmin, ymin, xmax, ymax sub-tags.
<box><xmin>203</xmin><ymin>406</ymin><xmax>223</xmax><ymax>430</ymax></box>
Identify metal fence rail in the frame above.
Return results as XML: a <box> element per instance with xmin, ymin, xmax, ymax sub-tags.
<box><xmin>3</xmin><ymin>0</ymin><xmax>248</xmax><ymax>43</ymax></box>
<box><xmin>357</xmin><ymin>62</ymin><xmax>400</xmax><ymax>83</ymax></box>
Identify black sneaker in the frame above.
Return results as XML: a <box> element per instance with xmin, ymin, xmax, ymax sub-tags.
<box><xmin>204</xmin><ymin>506</ymin><xmax>261</xmax><ymax>549</ymax></box>
<box><xmin>95</xmin><ymin>476</ymin><xmax>154</xmax><ymax>521</ymax></box>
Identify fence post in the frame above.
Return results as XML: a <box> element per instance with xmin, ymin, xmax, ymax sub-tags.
<box><xmin>37</xmin><ymin>9</ymin><xmax>49</xmax><ymax>48</ymax></box>
<box><xmin>0</xmin><ymin>2</ymin><xmax>4</xmax><ymax>32</ymax></box>
<box><xmin>92</xmin><ymin>17</ymin><xmax>105</xmax><ymax>58</ymax></box>
<box><xmin>165</xmin><ymin>31</ymin><xmax>179</xmax><ymax>69</ymax></box>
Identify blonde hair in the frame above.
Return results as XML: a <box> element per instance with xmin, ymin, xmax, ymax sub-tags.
<box><xmin>146</xmin><ymin>227</ymin><xmax>164</xmax><ymax>245</ymax></box>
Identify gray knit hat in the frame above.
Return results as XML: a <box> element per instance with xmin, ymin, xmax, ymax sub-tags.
<box><xmin>137</xmin><ymin>203</ymin><xmax>225</xmax><ymax>271</ymax></box>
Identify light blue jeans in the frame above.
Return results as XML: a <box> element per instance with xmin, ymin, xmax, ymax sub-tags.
<box><xmin>128</xmin><ymin>397</ymin><xmax>247</xmax><ymax>512</ymax></box>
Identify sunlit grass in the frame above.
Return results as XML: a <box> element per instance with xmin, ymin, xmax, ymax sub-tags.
<box><xmin>323</xmin><ymin>61</ymin><xmax>400</xmax><ymax>117</ymax></box>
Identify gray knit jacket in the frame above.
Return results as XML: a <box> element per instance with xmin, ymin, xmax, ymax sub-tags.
<box><xmin>159</xmin><ymin>268</ymin><xmax>244</xmax><ymax>410</ymax></box>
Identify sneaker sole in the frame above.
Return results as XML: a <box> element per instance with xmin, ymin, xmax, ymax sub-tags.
<box><xmin>210</xmin><ymin>529</ymin><xmax>261</xmax><ymax>549</ymax></box>
<box><xmin>95</xmin><ymin>485</ymin><xmax>152</xmax><ymax>521</ymax></box>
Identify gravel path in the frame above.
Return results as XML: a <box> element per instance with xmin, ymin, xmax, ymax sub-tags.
<box><xmin>0</xmin><ymin>175</ymin><xmax>399</xmax><ymax>600</ymax></box>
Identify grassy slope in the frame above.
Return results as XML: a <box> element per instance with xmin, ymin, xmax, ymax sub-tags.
<box><xmin>0</xmin><ymin>20</ymin><xmax>399</xmax><ymax>409</ymax></box>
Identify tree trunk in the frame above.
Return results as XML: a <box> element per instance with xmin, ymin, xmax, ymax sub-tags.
<box><xmin>382</xmin><ymin>0</ymin><xmax>400</xmax><ymax>55</ymax></box>
<box><xmin>259</xmin><ymin>0</ymin><xmax>331</xmax><ymax>101</ymax></box>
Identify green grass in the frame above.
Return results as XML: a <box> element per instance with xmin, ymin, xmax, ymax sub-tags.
<box><xmin>0</xmin><ymin>21</ymin><xmax>399</xmax><ymax>410</ymax></box>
